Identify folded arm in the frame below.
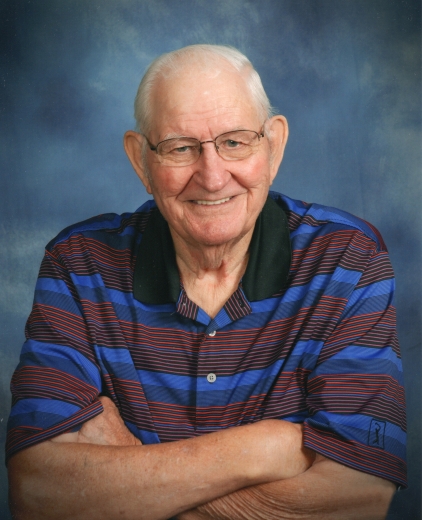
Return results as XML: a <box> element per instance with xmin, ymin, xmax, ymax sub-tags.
<box><xmin>178</xmin><ymin>453</ymin><xmax>396</xmax><ymax>520</ymax></box>
<box><xmin>8</xmin><ymin>397</ymin><xmax>314</xmax><ymax>520</ymax></box>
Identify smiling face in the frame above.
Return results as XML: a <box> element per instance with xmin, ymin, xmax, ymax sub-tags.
<box><xmin>126</xmin><ymin>60</ymin><xmax>288</xmax><ymax>252</ymax></box>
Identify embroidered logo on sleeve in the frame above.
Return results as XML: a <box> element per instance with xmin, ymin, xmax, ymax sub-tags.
<box><xmin>368</xmin><ymin>419</ymin><xmax>386</xmax><ymax>449</ymax></box>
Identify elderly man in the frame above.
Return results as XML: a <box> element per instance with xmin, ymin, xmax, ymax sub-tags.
<box><xmin>7</xmin><ymin>45</ymin><xmax>406</xmax><ymax>520</ymax></box>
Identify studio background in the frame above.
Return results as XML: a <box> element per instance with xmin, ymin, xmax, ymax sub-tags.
<box><xmin>0</xmin><ymin>1</ymin><xmax>420</xmax><ymax>518</ymax></box>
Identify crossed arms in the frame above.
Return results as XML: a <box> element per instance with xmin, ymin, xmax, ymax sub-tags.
<box><xmin>8</xmin><ymin>396</ymin><xmax>395</xmax><ymax>520</ymax></box>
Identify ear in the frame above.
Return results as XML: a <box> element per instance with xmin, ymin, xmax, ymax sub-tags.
<box><xmin>123</xmin><ymin>131</ymin><xmax>152</xmax><ymax>194</ymax></box>
<box><xmin>266</xmin><ymin>115</ymin><xmax>289</xmax><ymax>184</ymax></box>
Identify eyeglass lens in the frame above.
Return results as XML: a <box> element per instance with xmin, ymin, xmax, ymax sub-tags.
<box><xmin>156</xmin><ymin>130</ymin><xmax>261</xmax><ymax>165</ymax></box>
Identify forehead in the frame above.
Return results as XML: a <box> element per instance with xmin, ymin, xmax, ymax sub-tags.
<box><xmin>149</xmin><ymin>61</ymin><xmax>261</xmax><ymax>138</ymax></box>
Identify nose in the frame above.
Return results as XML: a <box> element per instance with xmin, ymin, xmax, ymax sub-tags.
<box><xmin>192</xmin><ymin>141</ymin><xmax>231</xmax><ymax>192</ymax></box>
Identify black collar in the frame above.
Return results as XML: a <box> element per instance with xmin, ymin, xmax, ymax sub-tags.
<box><xmin>133</xmin><ymin>195</ymin><xmax>291</xmax><ymax>304</ymax></box>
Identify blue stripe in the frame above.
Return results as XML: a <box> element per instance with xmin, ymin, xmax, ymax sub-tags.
<box><xmin>290</xmin><ymin>221</ymin><xmax>346</xmax><ymax>242</ymax></box>
<box><xmin>137</xmin><ymin>369</ymin><xmax>195</xmax><ymax>390</ymax></box>
<box><xmin>346</xmin><ymin>279</ymin><xmax>395</xmax><ymax>309</ymax></box>
<box><xmin>143</xmin><ymin>385</ymin><xmax>196</xmax><ymax>406</ymax></box>
<box><xmin>251</xmin><ymin>273</ymin><xmax>355</xmax><ymax>315</ymax></box>
<box><xmin>36</xmin><ymin>277</ymin><xmax>72</xmax><ymax>294</ymax></box>
<box><xmin>342</xmin><ymin>292</ymin><xmax>394</xmax><ymax>319</ymax></box>
<box><xmin>34</xmin><ymin>289</ymin><xmax>82</xmax><ymax>315</ymax></box>
<box><xmin>10</xmin><ymin>398</ymin><xmax>81</xmax><ymax>418</ymax></box>
<box><xmin>283</xmin><ymin>340</ymin><xmax>323</xmax><ymax>371</ymax></box>
<box><xmin>214</xmin><ymin>308</ymin><xmax>232</xmax><ymax>329</ymax></box>
<box><xmin>8</xmin><ymin>412</ymin><xmax>69</xmax><ymax>430</ymax></box>
<box><xmin>197</xmin><ymin>359</ymin><xmax>285</xmax><ymax>392</ymax></box>
<box><xmin>126</xmin><ymin>361</ymin><xmax>289</xmax><ymax>407</ymax></box>
<box><xmin>279</xmin><ymin>411</ymin><xmax>309</xmax><ymax>422</ymax></box>
<box><xmin>290</xmin><ymin>339</ymin><xmax>324</xmax><ymax>357</ymax></box>
<box><xmin>330</xmin><ymin>345</ymin><xmax>403</xmax><ymax>372</ymax></box>
<box><xmin>197</xmin><ymin>307</ymin><xmax>211</xmax><ymax>325</ymax></box>
<box><xmin>196</xmin><ymin>377</ymin><xmax>277</xmax><ymax>407</ymax></box>
<box><xmin>322</xmin><ymin>279</ymin><xmax>355</xmax><ymax>299</ymax></box>
<box><xmin>94</xmin><ymin>346</ymin><xmax>140</xmax><ymax>382</ymax></box>
<box><xmin>312</xmin><ymin>357</ymin><xmax>403</xmax><ymax>379</ymax></box>
<box><xmin>136</xmin><ymin>369</ymin><xmax>194</xmax><ymax>391</ymax></box>
<box><xmin>22</xmin><ymin>340</ymin><xmax>102</xmax><ymax>388</ymax></box>
<box><xmin>134</xmin><ymin>359</ymin><xmax>286</xmax><ymax>393</ymax></box>
<box><xmin>331</xmin><ymin>267</ymin><xmax>362</xmax><ymax>285</ymax></box>
<box><xmin>71</xmin><ymin>273</ymin><xmax>105</xmax><ymax>289</ymax></box>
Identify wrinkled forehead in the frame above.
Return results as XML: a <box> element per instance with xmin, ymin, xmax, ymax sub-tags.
<box><xmin>149</xmin><ymin>60</ymin><xmax>261</xmax><ymax>131</ymax></box>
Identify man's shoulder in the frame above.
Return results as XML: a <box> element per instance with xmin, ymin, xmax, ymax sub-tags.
<box><xmin>46</xmin><ymin>199</ymin><xmax>158</xmax><ymax>252</ymax></box>
<box><xmin>269</xmin><ymin>191</ymin><xmax>387</xmax><ymax>252</ymax></box>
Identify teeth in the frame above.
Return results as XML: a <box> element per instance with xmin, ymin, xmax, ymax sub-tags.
<box><xmin>195</xmin><ymin>197</ymin><xmax>231</xmax><ymax>206</ymax></box>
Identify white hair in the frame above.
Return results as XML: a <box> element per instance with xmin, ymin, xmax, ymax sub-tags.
<box><xmin>134</xmin><ymin>44</ymin><xmax>274</xmax><ymax>134</ymax></box>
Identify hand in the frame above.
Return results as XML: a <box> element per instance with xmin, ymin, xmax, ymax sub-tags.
<box><xmin>51</xmin><ymin>396</ymin><xmax>142</xmax><ymax>446</ymax></box>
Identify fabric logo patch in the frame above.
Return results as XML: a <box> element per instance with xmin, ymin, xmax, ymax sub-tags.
<box><xmin>368</xmin><ymin>419</ymin><xmax>386</xmax><ymax>449</ymax></box>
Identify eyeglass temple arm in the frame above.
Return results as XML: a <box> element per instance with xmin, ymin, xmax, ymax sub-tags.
<box><xmin>141</xmin><ymin>135</ymin><xmax>158</xmax><ymax>152</ymax></box>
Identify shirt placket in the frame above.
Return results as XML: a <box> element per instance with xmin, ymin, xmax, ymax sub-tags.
<box><xmin>195</xmin><ymin>319</ymin><xmax>221</xmax><ymax>432</ymax></box>
<box><xmin>195</xmin><ymin>287</ymin><xmax>252</xmax><ymax>432</ymax></box>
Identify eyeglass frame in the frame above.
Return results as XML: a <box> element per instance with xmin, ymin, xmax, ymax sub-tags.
<box><xmin>142</xmin><ymin>126</ymin><xmax>266</xmax><ymax>166</ymax></box>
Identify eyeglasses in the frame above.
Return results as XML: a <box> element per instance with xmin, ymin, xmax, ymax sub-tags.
<box><xmin>143</xmin><ymin>128</ymin><xmax>265</xmax><ymax>167</ymax></box>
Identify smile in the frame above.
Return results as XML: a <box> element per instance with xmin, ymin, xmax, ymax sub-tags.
<box><xmin>194</xmin><ymin>197</ymin><xmax>232</xmax><ymax>206</ymax></box>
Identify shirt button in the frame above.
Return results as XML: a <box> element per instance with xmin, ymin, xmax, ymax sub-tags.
<box><xmin>207</xmin><ymin>373</ymin><xmax>217</xmax><ymax>383</ymax></box>
<box><xmin>208</xmin><ymin>330</ymin><xmax>216</xmax><ymax>337</ymax></box>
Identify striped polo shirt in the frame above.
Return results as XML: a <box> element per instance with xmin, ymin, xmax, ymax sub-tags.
<box><xmin>6</xmin><ymin>192</ymin><xmax>407</xmax><ymax>487</ymax></box>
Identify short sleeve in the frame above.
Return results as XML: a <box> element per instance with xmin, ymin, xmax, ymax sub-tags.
<box><xmin>6</xmin><ymin>245</ymin><xmax>104</xmax><ymax>462</ymax></box>
<box><xmin>303</xmin><ymin>244</ymin><xmax>407</xmax><ymax>487</ymax></box>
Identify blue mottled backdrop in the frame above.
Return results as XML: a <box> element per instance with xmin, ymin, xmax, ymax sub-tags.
<box><xmin>1</xmin><ymin>1</ymin><xmax>420</xmax><ymax>518</ymax></box>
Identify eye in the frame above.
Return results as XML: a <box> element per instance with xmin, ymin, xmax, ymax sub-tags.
<box><xmin>160</xmin><ymin>139</ymin><xmax>198</xmax><ymax>155</ymax></box>
<box><xmin>220</xmin><ymin>139</ymin><xmax>247</xmax><ymax>150</ymax></box>
<box><xmin>224</xmin><ymin>139</ymin><xmax>242</xmax><ymax>148</ymax></box>
<box><xmin>172</xmin><ymin>145</ymin><xmax>192</xmax><ymax>154</ymax></box>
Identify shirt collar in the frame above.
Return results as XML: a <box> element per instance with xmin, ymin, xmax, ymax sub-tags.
<box><xmin>133</xmin><ymin>195</ymin><xmax>291</xmax><ymax>304</ymax></box>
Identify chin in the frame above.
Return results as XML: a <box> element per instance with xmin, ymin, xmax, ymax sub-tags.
<box><xmin>190</xmin><ymin>227</ymin><xmax>247</xmax><ymax>248</ymax></box>
<box><xmin>176</xmin><ymin>213</ymin><xmax>253</xmax><ymax>248</ymax></box>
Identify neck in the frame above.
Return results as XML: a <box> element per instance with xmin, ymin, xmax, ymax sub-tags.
<box><xmin>170</xmin><ymin>228</ymin><xmax>254</xmax><ymax>318</ymax></box>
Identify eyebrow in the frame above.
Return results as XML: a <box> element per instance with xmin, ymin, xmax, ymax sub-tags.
<box><xmin>160</xmin><ymin>127</ymin><xmax>251</xmax><ymax>141</ymax></box>
<box><xmin>160</xmin><ymin>132</ymin><xmax>186</xmax><ymax>141</ymax></box>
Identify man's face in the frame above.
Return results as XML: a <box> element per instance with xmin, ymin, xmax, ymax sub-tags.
<box><xmin>141</xmin><ymin>63</ymin><xmax>281</xmax><ymax>250</ymax></box>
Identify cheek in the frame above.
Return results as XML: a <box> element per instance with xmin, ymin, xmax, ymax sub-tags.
<box><xmin>236</xmin><ymin>158</ymin><xmax>271</xmax><ymax>188</ymax></box>
<box><xmin>150</xmin><ymin>168</ymin><xmax>192</xmax><ymax>199</ymax></box>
